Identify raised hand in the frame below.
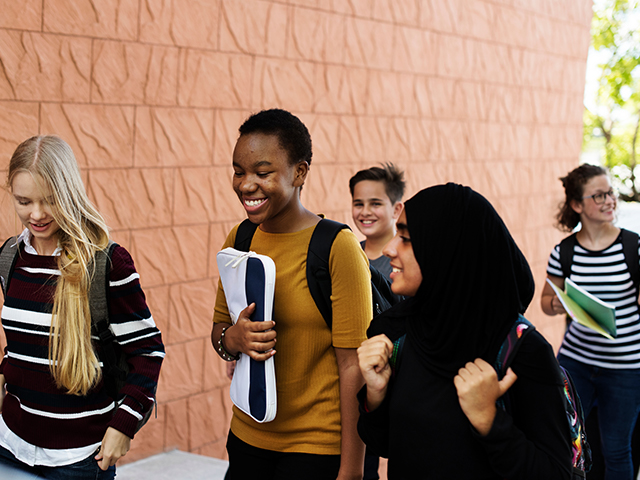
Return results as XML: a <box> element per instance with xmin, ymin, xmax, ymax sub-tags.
<box><xmin>357</xmin><ymin>334</ymin><xmax>395</xmax><ymax>411</ymax></box>
<box><xmin>454</xmin><ymin>358</ymin><xmax>518</xmax><ymax>436</ymax></box>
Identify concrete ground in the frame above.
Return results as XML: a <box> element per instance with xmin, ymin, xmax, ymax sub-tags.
<box><xmin>116</xmin><ymin>450</ymin><xmax>228</xmax><ymax>480</ymax></box>
<box><xmin>0</xmin><ymin>451</ymin><xmax>227</xmax><ymax>480</ymax></box>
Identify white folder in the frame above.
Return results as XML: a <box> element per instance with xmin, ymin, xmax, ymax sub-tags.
<box><xmin>216</xmin><ymin>247</ymin><xmax>277</xmax><ymax>423</ymax></box>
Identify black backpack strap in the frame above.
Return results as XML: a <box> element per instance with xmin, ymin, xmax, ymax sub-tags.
<box><xmin>235</xmin><ymin>219</ymin><xmax>259</xmax><ymax>252</ymax></box>
<box><xmin>558</xmin><ymin>233</ymin><xmax>577</xmax><ymax>279</ymax></box>
<box><xmin>307</xmin><ymin>219</ymin><xmax>350</xmax><ymax>330</ymax></box>
<box><xmin>0</xmin><ymin>236</ymin><xmax>19</xmax><ymax>299</ymax></box>
<box><xmin>91</xmin><ymin>241</ymin><xmax>126</xmax><ymax>399</ymax></box>
<box><xmin>389</xmin><ymin>334</ymin><xmax>406</xmax><ymax>375</ymax></box>
<box><xmin>370</xmin><ymin>265</ymin><xmax>394</xmax><ymax>316</ymax></box>
<box><xmin>495</xmin><ymin>315</ymin><xmax>535</xmax><ymax>379</ymax></box>
<box><xmin>495</xmin><ymin>315</ymin><xmax>535</xmax><ymax>411</ymax></box>
<box><xmin>621</xmin><ymin>229</ymin><xmax>640</xmax><ymax>290</ymax></box>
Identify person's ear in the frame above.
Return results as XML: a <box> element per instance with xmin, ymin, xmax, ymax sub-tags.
<box><xmin>570</xmin><ymin>199</ymin><xmax>583</xmax><ymax>215</ymax></box>
<box><xmin>293</xmin><ymin>161</ymin><xmax>309</xmax><ymax>187</ymax></box>
<box><xmin>392</xmin><ymin>201</ymin><xmax>404</xmax><ymax>219</ymax></box>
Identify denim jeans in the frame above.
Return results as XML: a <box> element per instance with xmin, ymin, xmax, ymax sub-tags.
<box><xmin>0</xmin><ymin>445</ymin><xmax>115</xmax><ymax>480</ymax></box>
<box><xmin>559</xmin><ymin>354</ymin><xmax>640</xmax><ymax>480</ymax></box>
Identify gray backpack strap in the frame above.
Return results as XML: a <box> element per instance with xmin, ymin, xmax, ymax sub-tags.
<box><xmin>0</xmin><ymin>236</ymin><xmax>20</xmax><ymax>299</ymax></box>
<box><xmin>89</xmin><ymin>241</ymin><xmax>116</xmax><ymax>327</ymax></box>
<box><xmin>90</xmin><ymin>241</ymin><xmax>128</xmax><ymax>401</ymax></box>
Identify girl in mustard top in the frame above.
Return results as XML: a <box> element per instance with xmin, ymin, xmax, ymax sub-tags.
<box><xmin>210</xmin><ymin>109</ymin><xmax>372</xmax><ymax>480</ymax></box>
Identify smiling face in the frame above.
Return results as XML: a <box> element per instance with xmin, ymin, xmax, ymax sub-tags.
<box><xmin>382</xmin><ymin>211</ymin><xmax>423</xmax><ymax>296</ymax></box>
<box><xmin>232</xmin><ymin>133</ymin><xmax>308</xmax><ymax>232</ymax></box>
<box><xmin>571</xmin><ymin>174</ymin><xmax>617</xmax><ymax>226</ymax></box>
<box><xmin>11</xmin><ymin>171</ymin><xmax>61</xmax><ymax>255</ymax></box>
<box><xmin>352</xmin><ymin>180</ymin><xmax>402</xmax><ymax>241</ymax></box>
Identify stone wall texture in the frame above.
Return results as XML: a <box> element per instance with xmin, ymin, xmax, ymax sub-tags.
<box><xmin>0</xmin><ymin>0</ymin><xmax>593</xmax><ymax>466</ymax></box>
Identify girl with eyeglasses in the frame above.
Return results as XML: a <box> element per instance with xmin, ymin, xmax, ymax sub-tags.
<box><xmin>541</xmin><ymin>164</ymin><xmax>640</xmax><ymax>480</ymax></box>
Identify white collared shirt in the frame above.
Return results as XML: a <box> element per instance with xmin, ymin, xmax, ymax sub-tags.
<box><xmin>15</xmin><ymin>229</ymin><xmax>62</xmax><ymax>257</ymax></box>
<box><xmin>0</xmin><ymin>416</ymin><xmax>100</xmax><ymax>467</ymax></box>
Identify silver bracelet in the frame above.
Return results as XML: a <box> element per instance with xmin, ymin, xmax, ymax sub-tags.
<box><xmin>217</xmin><ymin>325</ymin><xmax>240</xmax><ymax>362</ymax></box>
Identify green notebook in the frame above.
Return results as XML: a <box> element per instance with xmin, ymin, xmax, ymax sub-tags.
<box><xmin>546</xmin><ymin>278</ymin><xmax>617</xmax><ymax>340</ymax></box>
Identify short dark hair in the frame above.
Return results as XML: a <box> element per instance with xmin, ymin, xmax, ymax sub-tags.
<box><xmin>239</xmin><ymin>109</ymin><xmax>312</xmax><ymax>166</ymax></box>
<box><xmin>349</xmin><ymin>162</ymin><xmax>406</xmax><ymax>204</ymax></box>
<box><xmin>556</xmin><ymin>164</ymin><xmax>608</xmax><ymax>231</ymax></box>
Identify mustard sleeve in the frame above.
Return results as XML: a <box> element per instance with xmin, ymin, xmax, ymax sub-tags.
<box><xmin>328</xmin><ymin>229</ymin><xmax>373</xmax><ymax>348</ymax></box>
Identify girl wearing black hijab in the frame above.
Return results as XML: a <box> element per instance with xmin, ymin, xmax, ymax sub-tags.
<box><xmin>357</xmin><ymin>184</ymin><xmax>572</xmax><ymax>479</ymax></box>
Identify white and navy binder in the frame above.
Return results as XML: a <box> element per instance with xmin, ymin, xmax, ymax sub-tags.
<box><xmin>216</xmin><ymin>247</ymin><xmax>277</xmax><ymax>423</ymax></box>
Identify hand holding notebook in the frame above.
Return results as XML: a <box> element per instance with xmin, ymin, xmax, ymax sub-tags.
<box><xmin>546</xmin><ymin>277</ymin><xmax>617</xmax><ymax>339</ymax></box>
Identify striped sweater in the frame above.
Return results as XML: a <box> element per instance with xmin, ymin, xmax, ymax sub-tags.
<box><xmin>0</xmin><ymin>244</ymin><xmax>164</xmax><ymax>450</ymax></box>
<box><xmin>547</xmin><ymin>230</ymin><xmax>640</xmax><ymax>369</ymax></box>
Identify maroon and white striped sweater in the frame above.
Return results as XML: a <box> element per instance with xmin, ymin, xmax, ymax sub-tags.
<box><xmin>0</xmin><ymin>244</ymin><xmax>164</xmax><ymax>450</ymax></box>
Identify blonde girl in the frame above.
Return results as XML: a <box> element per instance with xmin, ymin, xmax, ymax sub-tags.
<box><xmin>0</xmin><ymin>136</ymin><xmax>164</xmax><ymax>479</ymax></box>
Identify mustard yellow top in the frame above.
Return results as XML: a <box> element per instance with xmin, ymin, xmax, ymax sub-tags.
<box><xmin>213</xmin><ymin>222</ymin><xmax>372</xmax><ymax>454</ymax></box>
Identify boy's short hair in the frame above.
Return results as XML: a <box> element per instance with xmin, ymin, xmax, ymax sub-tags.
<box><xmin>239</xmin><ymin>109</ymin><xmax>312</xmax><ymax>166</ymax></box>
<box><xmin>349</xmin><ymin>163</ymin><xmax>406</xmax><ymax>204</ymax></box>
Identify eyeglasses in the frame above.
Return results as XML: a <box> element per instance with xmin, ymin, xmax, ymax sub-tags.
<box><xmin>582</xmin><ymin>189</ymin><xmax>617</xmax><ymax>205</ymax></box>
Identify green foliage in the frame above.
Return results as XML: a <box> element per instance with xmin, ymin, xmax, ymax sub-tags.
<box><xmin>584</xmin><ymin>0</ymin><xmax>640</xmax><ymax>201</ymax></box>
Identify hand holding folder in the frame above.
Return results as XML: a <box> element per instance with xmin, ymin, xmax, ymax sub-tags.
<box><xmin>546</xmin><ymin>277</ymin><xmax>617</xmax><ymax>339</ymax></box>
<box><xmin>217</xmin><ymin>247</ymin><xmax>277</xmax><ymax>423</ymax></box>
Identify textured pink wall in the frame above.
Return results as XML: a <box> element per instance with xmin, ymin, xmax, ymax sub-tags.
<box><xmin>0</xmin><ymin>0</ymin><xmax>593</xmax><ymax>464</ymax></box>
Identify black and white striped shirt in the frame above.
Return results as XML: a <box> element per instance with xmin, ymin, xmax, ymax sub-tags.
<box><xmin>547</xmin><ymin>231</ymin><xmax>640</xmax><ymax>369</ymax></box>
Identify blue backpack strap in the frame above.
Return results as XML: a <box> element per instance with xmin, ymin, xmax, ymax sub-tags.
<box><xmin>558</xmin><ymin>233</ymin><xmax>577</xmax><ymax>280</ymax></box>
<box><xmin>621</xmin><ymin>229</ymin><xmax>640</xmax><ymax>292</ymax></box>
<box><xmin>307</xmin><ymin>219</ymin><xmax>350</xmax><ymax>330</ymax></box>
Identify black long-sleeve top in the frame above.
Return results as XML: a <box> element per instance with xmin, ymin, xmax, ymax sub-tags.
<box><xmin>357</xmin><ymin>330</ymin><xmax>572</xmax><ymax>479</ymax></box>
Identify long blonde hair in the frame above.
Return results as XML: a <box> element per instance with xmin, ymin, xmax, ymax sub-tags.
<box><xmin>7</xmin><ymin>136</ymin><xmax>110</xmax><ymax>396</ymax></box>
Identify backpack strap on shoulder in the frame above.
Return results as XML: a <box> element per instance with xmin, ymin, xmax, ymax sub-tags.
<box><xmin>495</xmin><ymin>315</ymin><xmax>535</xmax><ymax>411</ymax></box>
<box><xmin>0</xmin><ymin>236</ymin><xmax>19</xmax><ymax>299</ymax></box>
<box><xmin>389</xmin><ymin>334</ymin><xmax>406</xmax><ymax>375</ymax></box>
<box><xmin>495</xmin><ymin>315</ymin><xmax>536</xmax><ymax>380</ymax></box>
<box><xmin>90</xmin><ymin>241</ymin><xmax>126</xmax><ymax>399</ymax></box>
<box><xmin>558</xmin><ymin>233</ymin><xmax>577</xmax><ymax>280</ymax></box>
<box><xmin>90</xmin><ymin>241</ymin><xmax>117</xmax><ymax>329</ymax></box>
<box><xmin>235</xmin><ymin>219</ymin><xmax>259</xmax><ymax>252</ymax></box>
<box><xmin>620</xmin><ymin>229</ymin><xmax>640</xmax><ymax>290</ymax></box>
<box><xmin>307</xmin><ymin>219</ymin><xmax>350</xmax><ymax>330</ymax></box>
<box><xmin>370</xmin><ymin>264</ymin><xmax>395</xmax><ymax>315</ymax></box>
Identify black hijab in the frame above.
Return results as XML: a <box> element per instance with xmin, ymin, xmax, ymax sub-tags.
<box><xmin>388</xmin><ymin>183</ymin><xmax>535</xmax><ymax>378</ymax></box>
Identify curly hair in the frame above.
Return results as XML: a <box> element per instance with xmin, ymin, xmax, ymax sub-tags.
<box><xmin>556</xmin><ymin>164</ymin><xmax>608</xmax><ymax>231</ymax></box>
